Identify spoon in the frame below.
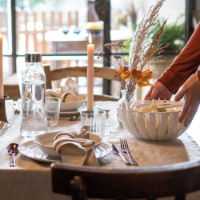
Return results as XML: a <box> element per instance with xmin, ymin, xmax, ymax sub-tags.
<box><xmin>7</xmin><ymin>143</ymin><xmax>19</xmax><ymax>167</ymax></box>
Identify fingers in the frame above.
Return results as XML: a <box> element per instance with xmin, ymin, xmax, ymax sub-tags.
<box><xmin>183</xmin><ymin>103</ymin><xmax>198</xmax><ymax>127</ymax></box>
<box><xmin>144</xmin><ymin>81</ymin><xmax>172</xmax><ymax>100</ymax></box>
<box><xmin>144</xmin><ymin>86</ymin><xmax>153</xmax><ymax>100</ymax></box>
<box><xmin>175</xmin><ymin>85</ymin><xmax>189</xmax><ymax>101</ymax></box>
<box><xmin>179</xmin><ymin>95</ymin><xmax>192</xmax><ymax>123</ymax></box>
<box><xmin>175</xmin><ymin>73</ymin><xmax>199</xmax><ymax>101</ymax></box>
<box><xmin>179</xmin><ymin>88</ymin><xmax>199</xmax><ymax>127</ymax></box>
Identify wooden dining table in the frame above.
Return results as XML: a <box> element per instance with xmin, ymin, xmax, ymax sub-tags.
<box><xmin>1</xmin><ymin>100</ymin><xmax>200</xmax><ymax>200</ymax></box>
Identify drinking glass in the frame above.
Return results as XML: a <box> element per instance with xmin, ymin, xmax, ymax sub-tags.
<box><xmin>80</xmin><ymin>109</ymin><xmax>106</xmax><ymax>137</ymax></box>
<box><xmin>45</xmin><ymin>97</ymin><xmax>61</xmax><ymax>127</ymax></box>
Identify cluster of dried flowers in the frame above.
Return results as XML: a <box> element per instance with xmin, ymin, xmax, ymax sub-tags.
<box><xmin>116</xmin><ymin>66</ymin><xmax>153</xmax><ymax>88</ymax></box>
<box><xmin>102</xmin><ymin>0</ymin><xmax>166</xmax><ymax>94</ymax></box>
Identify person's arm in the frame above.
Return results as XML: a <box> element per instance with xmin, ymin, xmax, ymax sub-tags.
<box><xmin>158</xmin><ymin>23</ymin><xmax>200</xmax><ymax>94</ymax></box>
<box><xmin>175</xmin><ymin>71</ymin><xmax>200</xmax><ymax>126</ymax></box>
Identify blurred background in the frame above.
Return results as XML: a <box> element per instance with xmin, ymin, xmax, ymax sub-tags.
<box><xmin>0</xmin><ymin>0</ymin><xmax>198</xmax><ymax>98</ymax></box>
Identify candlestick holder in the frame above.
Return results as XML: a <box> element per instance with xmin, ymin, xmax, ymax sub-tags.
<box><xmin>80</xmin><ymin>109</ymin><xmax>106</xmax><ymax>137</ymax></box>
<box><xmin>0</xmin><ymin>96</ymin><xmax>8</xmax><ymax>123</ymax></box>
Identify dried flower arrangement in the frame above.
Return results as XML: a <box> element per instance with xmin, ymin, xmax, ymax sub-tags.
<box><xmin>102</xmin><ymin>0</ymin><xmax>166</xmax><ymax>101</ymax></box>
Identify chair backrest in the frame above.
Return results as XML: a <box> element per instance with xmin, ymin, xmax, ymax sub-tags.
<box><xmin>4</xmin><ymin>85</ymin><xmax>20</xmax><ymax>100</ymax></box>
<box><xmin>51</xmin><ymin>161</ymin><xmax>200</xmax><ymax>200</ymax></box>
<box><xmin>44</xmin><ymin>65</ymin><xmax>121</xmax><ymax>101</ymax></box>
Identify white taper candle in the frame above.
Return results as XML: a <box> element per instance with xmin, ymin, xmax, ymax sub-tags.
<box><xmin>87</xmin><ymin>33</ymin><xmax>94</xmax><ymax>111</ymax></box>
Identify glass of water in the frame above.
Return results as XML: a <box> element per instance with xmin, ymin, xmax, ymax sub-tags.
<box><xmin>45</xmin><ymin>97</ymin><xmax>61</xmax><ymax>127</ymax></box>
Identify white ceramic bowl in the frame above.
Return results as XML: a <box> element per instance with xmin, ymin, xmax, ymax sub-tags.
<box><xmin>34</xmin><ymin>132</ymin><xmax>59</xmax><ymax>156</ymax></box>
<box><xmin>117</xmin><ymin>100</ymin><xmax>188</xmax><ymax>141</ymax></box>
<box><xmin>46</xmin><ymin>89</ymin><xmax>86</xmax><ymax>111</ymax></box>
<box><xmin>34</xmin><ymin>131</ymin><xmax>102</xmax><ymax>157</ymax></box>
<box><xmin>60</xmin><ymin>94</ymin><xmax>86</xmax><ymax>111</ymax></box>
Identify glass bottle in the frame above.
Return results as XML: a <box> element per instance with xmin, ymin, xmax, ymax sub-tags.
<box><xmin>20</xmin><ymin>53</ymin><xmax>47</xmax><ymax>137</ymax></box>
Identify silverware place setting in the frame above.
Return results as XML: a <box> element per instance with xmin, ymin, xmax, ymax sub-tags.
<box><xmin>112</xmin><ymin>139</ymin><xmax>138</xmax><ymax>166</ymax></box>
<box><xmin>112</xmin><ymin>144</ymin><xmax>129</xmax><ymax>165</ymax></box>
<box><xmin>120</xmin><ymin>139</ymin><xmax>138</xmax><ymax>166</ymax></box>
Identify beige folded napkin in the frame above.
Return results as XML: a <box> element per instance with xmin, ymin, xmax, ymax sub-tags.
<box><xmin>46</xmin><ymin>77</ymin><xmax>78</xmax><ymax>102</ymax></box>
<box><xmin>46</xmin><ymin>89</ymin><xmax>79</xmax><ymax>103</ymax></box>
<box><xmin>60</xmin><ymin>77</ymin><xmax>78</xmax><ymax>94</ymax></box>
<box><xmin>53</xmin><ymin>126</ymin><xmax>99</xmax><ymax>166</ymax></box>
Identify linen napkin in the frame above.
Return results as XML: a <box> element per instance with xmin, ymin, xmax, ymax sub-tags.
<box><xmin>46</xmin><ymin>77</ymin><xmax>78</xmax><ymax>102</ymax></box>
<box><xmin>53</xmin><ymin>126</ymin><xmax>99</xmax><ymax>166</ymax></box>
<box><xmin>60</xmin><ymin>77</ymin><xmax>78</xmax><ymax>94</ymax></box>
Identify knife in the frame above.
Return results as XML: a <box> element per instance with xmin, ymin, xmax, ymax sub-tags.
<box><xmin>112</xmin><ymin>144</ymin><xmax>129</xmax><ymax>165</ymax></box>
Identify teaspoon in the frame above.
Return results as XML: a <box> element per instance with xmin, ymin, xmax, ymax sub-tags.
<box><xmin>7</xmin><ymin>143</ymin><xmax>19</xmax><ymax>167</ymax></box>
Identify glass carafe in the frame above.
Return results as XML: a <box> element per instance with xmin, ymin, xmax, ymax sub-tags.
<box><xmin>20</xmin><ymin>53</ymin><xmax>47</xmax><ymax>137</ymax></box>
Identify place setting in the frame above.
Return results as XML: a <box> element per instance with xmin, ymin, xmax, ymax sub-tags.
<box><xmin>17</xmin><ymin>91</ymin><xmax>113</xmax><ymax>166</ymax></box>
<box><xmin>46</xmin><ymin>77</ymin><xmax>86</xmax><ymax>121</ymax></box>
<box><xmin>18</xmin><ymin>126</ymin><xmax>112</xmax><ymax>165</ymax></box>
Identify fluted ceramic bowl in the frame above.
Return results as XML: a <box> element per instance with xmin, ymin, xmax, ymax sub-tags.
<box><xmin>117</xmin><ymin>100</ymin><xmax>188</xmax><ymax>141</ymax></box>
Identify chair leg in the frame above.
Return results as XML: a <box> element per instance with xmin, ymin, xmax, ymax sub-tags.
<box><xmin>70</xmin><ymin>176</ymin><xmax>87</xmax><ymax>200</ymax></box>
<box><xmin>175</xmin><ymin>194</ymin><xmax>186</xmax><ymax>200</ymax></box>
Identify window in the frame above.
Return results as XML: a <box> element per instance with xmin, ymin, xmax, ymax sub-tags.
<box><xmin>0</xmin><ymin>0</ymin><xmax>191</xmax><ymax>97</ymax></box>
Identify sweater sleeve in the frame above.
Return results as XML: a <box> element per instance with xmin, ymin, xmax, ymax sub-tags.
<box><xmin>157</xmin><ymin>23</ymin><xmax>200</xmax><ymax>94</ymax></box>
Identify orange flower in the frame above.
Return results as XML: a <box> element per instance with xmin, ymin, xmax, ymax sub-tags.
<box><xmin>121</xmin><ymin>70</ymin><xmax>131</xmax><ymax>80</ymax></box>
<box><xmin>116</xmin><ymin>65</ymin><xmax>131</xmax><ymax>80</ymax></box>
<box><xmin>116</xmin><ymin>66</ymin><xmax>153</xmax><ymax>87</ymax></box>
<box><xmin>130</xmin><ymin>69</ymin><xmax>143</xmax><ymax>81</ymax></box>
<box><xmin>138</xmin><ymin>69</ymin><xmax>153</xmax><ymax>88</ymax></box>
<box><xmin>116</xmin><ymin>65</ymin><xmax>124</xmax><ymax>76</ymax></box>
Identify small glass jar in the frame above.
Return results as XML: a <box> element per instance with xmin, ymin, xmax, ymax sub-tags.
<box><xmin>118</xmin><ymin>89</ymin><xmax>135</xmax><ymax>106</ymax></box>
<box><xmin>117</xmin><ymin>89</ymin><xmax>135</xmax><ymax>128</ymax></box>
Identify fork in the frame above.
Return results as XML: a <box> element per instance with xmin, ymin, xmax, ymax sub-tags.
<box><xmin>120</xmin><ymin>139</ymin><xmax>138</xmax><ymax>166</ymax></box>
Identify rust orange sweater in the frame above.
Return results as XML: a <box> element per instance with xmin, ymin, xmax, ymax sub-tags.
<box><xmin>158</xmin><ymin>23</ymin><xmax>200</xmax><ymax>94</ymax></box>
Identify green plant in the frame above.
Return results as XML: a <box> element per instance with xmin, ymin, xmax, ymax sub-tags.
<box><xmin>0</xmin><ymin>0</ymin><xmax>47</xmax><ymax>10</ymax></box>
<box><xmin>122</xmin><ymin>17</ymin><xmax>185</xmax><ymax>55</ymax></box>
<box><xmin>158</xmin><ymin>21</ymin><xmax>184</xmax><ymax>54</ymax></box>
<box><xmin>28</xmin><ymin>0</ymin><xmax>47</xmax><ymax>9</ymax></box>
<box><xmin>16</xmin><ymin>0</ymin><xmax>48</xmax><ymax>10</ymax></box>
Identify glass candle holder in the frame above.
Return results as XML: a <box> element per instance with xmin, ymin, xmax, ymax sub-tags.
<box><xmin>80</xmin><ymin>109</ymin><xmax>106</xmax><ymax>137</ymax></box>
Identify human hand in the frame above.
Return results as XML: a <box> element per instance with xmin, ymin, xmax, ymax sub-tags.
<box><xmin>175</xmin><ymin>73</ymin><xmax>200</xmax><ymax>127</ymax></box>
<box><xmin>144</xmin><ymin>81</ymin><xmax>173</xmax><ymax>100</ymax></box>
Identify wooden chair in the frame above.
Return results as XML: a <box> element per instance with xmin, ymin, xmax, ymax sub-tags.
<box><xmin>44</xmin><ymin>65</ymin><xmax>121</xmax><ymax>101</ymax></box>
<box><xmin>51</xmin><ymin>161</ymin><xmax>200</xmax><ymax>200</ymax></box>
<box><xmin>4</xmin><ymin>85</ymin><xmax>20</xmax><ymax>100</ymax></box>
<box><xmin>4</xmin><ymin>74</ymin><xmax>20</xmax><ymax>100</ymax></box>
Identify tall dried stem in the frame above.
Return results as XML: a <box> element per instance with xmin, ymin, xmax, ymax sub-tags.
<box><xmin>129</xmin><ymin>0</ymin><xmax>165</xmax><ymax>70</ymax></box>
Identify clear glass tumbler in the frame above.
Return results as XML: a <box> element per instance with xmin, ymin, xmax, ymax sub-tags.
<box><xmin>45</xmin><ymin>97</ymin><xmax>61</xmax><ymax>127</ymax></box>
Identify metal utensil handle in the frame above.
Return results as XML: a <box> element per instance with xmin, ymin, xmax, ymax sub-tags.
<box><xmin>10</xmin><ymin>153</ymin><xmax>16</xmax><ymax>167</ymax></box>
<box><xmin>112</xmin><ymin>144</ymin><xmax>129</xmax><ymax>165</ymax></box>
<box><xmin>127</xmin><ymin>150</ymin><xmax>137</xmax><ymax>165</ymax></box>
<box><xmin>118</xmin><ymin>149</ymin><xmax>129</xmax><ymax>164</ymax></box>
